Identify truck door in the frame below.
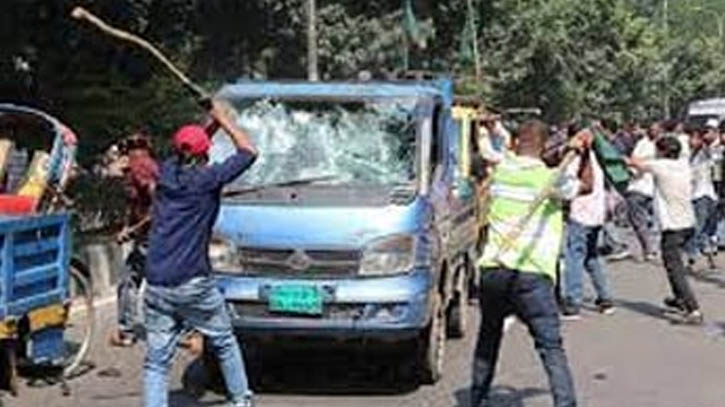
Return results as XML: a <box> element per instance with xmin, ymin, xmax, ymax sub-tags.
<box><xmin>449</xmin><ymin>107</ymin><xmax>478</xmax><ymax>254</ymax></box>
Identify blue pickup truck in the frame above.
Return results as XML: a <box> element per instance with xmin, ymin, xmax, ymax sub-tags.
<box><xmin>207</xmin><ymin>78</ymin><xmax>481</xmax><ymax>383</ymax></box>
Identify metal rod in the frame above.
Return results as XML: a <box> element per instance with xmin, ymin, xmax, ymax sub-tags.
<box><xmin>663</xmin><ymin>0</ymin><xmax>670</xmax><ymax>119</ymax></box>
<box><xmin>307</xmin><ymin>0</ymin><xmax>319</xmax><ymax>81</ymax></box>
<box><xmin>466</xmin><ymin>0</ymin><xmax>481</xmax><ymax>82</ymax></box>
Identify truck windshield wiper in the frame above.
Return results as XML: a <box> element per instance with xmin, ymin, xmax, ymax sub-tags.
<box><xmin>223</xmin><ymin>175</ymin><xmax>339</xmax><ymax>197</ymax></box>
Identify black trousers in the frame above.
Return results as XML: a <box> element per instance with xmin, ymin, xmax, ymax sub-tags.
<box><xmin>661</xmin><ymin>229</ymin><xmax>700</xmax><ymax>312</ymax></box>
<box><xmin>471</xmin><ymin>269</ymin><xmax>577</xmax><ymax>407</ymax></box>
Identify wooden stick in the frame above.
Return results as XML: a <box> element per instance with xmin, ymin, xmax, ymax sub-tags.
<box><xmin>71</xmin><ymin>7</ymin><xmax>209</xmax><ymax>100</ymax></box>
<box><xmin>124</xmin><ymin>215</ymin><xmax>151</xmax><ymax>239</ymax></box>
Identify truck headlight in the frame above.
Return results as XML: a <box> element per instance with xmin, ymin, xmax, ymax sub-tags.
<box><xmin>359</xmin><ymin>234</ymin><xmax>418</xmax><ymax>276</ymax></box>
<box><xmin>209</xmin><ymin>236</ymin><xmax>239</xmax><ymax>271</ymax></box>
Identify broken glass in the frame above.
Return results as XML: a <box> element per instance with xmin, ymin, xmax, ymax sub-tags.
<box><xmin>209</xmin><ymin>98</ymin><xmax>420</xmax><ymax>190</ymax></box>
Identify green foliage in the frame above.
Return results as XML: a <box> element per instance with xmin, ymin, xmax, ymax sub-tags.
<box><xmin>316</xmin><ymin>4</ymin><xmax>433</xmax><ymax>78</ymax></box>
<box><xmin>477</xmin><ymin>0</ymin><xmax>666</xmax><ymax>122</ymax></box>
<box><xmin>2</xmin><ymin>0</ymin><xmax>725</xmax><ymax>153</ymax></box>
<box><xmin>65</xmin><ymin>172</ymin><xmax>128</xmax><ymax>236</ymax></box>
<box><xmin>7</xmin><ymin>0</ymin><xmax>725</xmax><ymax>237</ymax></box>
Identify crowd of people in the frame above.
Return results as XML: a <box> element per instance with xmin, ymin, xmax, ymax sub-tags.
<box><xmin>100</xmin><ymin>100</ymin><xmax>725</xmax><ymax>407</ymax></box>
<box><xmin>595</xmin><ymin>119</ymin><xmax>725</xmax><ymax>266</ymax></box>
<box><xmin>471</xmin><ymin>114</ymin><xmax>725</xmax><ymax>407</ymax></box>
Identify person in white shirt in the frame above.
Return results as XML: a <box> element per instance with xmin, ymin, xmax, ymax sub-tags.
<box><xmin>477</xmin><ymin>115</ymin><xmax>511</xmax><ymax>165</ymax></box>
<box><xmin>625</xmin><ymin>123</ymin><xmax>660</xmax><ymax>260</ymax></box>
<box><xmin>685</xmin><ymin>125</ymin><xmax>719</xmax><ymax>266</ymax></box>
<box><xmin>627</xmin><ymin>136</ymin><xmax>703</xmax><ymax>325</ymax></box>
<box><xmin>561</xmin><ymin>140</ymin><xmax>615</xmax><ymax>319</ymax></box>
<box><xmin>667</xmin><ymin>120</ymin><xmax>691</xmax><ymax>160</ymax></box>
<box><xmin>713</xmin><ymin>123</ymin><xmax>725</xmax><ymax>249</ymax></box>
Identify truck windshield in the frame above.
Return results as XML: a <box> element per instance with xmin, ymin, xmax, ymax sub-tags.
<box><xmin>210</xmin><ymin>98</ymin><xmax>419</xmax><ymax>189</ymax></box>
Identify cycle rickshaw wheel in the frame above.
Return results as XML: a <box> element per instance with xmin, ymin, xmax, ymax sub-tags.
<box><xmin>62</xmin><ymin>265</ymin><xmax>95</xmax><ymax>378</ymax></box>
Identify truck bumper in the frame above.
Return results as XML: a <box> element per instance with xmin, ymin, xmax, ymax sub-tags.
<box><xmin>214</xmin><ymin>270</ymin><xmax>433</xmax><ymax>342</ymax></box>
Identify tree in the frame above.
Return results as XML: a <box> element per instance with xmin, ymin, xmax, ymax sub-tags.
<box><xmin>3</xmin><ymin>0</ymin><xmax>725</xmax><ymax>159</ymax></box>
<box><xmin>477</xmin><ymin>0</ymin><xmax>664</xmax><ymax>122</ymax></box>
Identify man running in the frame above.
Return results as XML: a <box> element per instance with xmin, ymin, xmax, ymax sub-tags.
<box><xmin>627</xmin><ymin>136</ymin><xmax>704</xmax><ymax>325</ymax></box>
<box><xmin>471</xmin><ymin>120</ymin><xmax>591</xmax><ymax>407</ymax></box>
<box><xmin>143</xmin><ymin>100</ymin><xmax>257</xmax><ymax>407</ymax></box>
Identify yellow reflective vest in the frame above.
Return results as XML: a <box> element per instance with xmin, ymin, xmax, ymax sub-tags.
<box><xmin>478</xmin><ymin>154</ymin><xmax>568</xmax><ymax>282</ymax></box>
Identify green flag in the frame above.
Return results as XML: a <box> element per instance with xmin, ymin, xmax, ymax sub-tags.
<box><xmin>591</xmin><ymin>127</ymin><xmax>631</xmax><ymax>195</ymax></box>
<box><xmin>403</xmin><ymin>0</ymin><xmax>423</xmax><ymax>46</ymax></box>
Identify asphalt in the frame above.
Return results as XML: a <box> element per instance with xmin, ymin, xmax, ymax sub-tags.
<box><xmin>4</xmin><ymin>255</ymin><xmax>725</xmax><ymax>407</ymax></box>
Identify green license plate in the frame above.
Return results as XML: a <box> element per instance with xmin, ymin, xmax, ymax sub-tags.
<box><xmin>268</xmin><ymin>285</ymin><xmax>323</xmax><ymax>315</ymax></box>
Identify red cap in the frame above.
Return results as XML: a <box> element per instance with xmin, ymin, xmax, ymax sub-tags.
<box><xmin>173</xmin><ymin>125</ymin><xmax>211</xmax><ymax>156</ymax></box>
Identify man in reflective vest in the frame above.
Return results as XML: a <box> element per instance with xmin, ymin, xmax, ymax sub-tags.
<box><xmin>470</xmin><ymin>120</ymin><xmax>592</xmax><ymax>407</ymax></box>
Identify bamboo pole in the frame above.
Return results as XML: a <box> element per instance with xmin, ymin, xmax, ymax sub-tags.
<box><xmin>71</xmin><ymin>7</ymin><xmax>209</xmax><ymax>100</ymax></box>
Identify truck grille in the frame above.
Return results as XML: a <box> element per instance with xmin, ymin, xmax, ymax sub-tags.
<box><xmin>238</xmin><ymin>247</ymin><xmax>361</xmax><ymax>278</ymax></box>
<box><xmin>232</xmin><ymin>301</ymin><xmax>365</xmax><ymax>320</ymax></box>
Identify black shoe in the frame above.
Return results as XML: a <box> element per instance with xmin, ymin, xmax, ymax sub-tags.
<box><xmin>560</xmin><ymin>304</ymin><xmax>581</xmax><ymax>320</ymax></box>
<box><xmin>663</xmin><ymin>297</ymin><xmax>687</xmax><ymax>312</ymax></box>
<box><xmin>595</xmin><ymin>299</ymin><xmax>616</xmax><ymax>315</ymax></box>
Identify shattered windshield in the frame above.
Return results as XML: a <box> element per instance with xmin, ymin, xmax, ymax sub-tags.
<box><xmin>209</xmin><ymin>98</ymin><xmax>419</xmax><ymax>189</ymax></box>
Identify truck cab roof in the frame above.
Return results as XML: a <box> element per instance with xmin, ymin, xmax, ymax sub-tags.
<box><xmin>688</xmin><ymin>97</ymin><xmax>725</xmax><ymax>116</ymax></box>
<box><xmin>217</xmin><ymin>79</ymin><xmax>452</xmax><ymax>104</ymax></box>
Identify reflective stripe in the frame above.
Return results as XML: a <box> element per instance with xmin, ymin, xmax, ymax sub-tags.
<box><xmin>488</xmin><ymin>217</ymin><xmax>554</xmax><ymax>243</ymax></box>
<box><xmin>490</xmin><ymin>184</ymin><xmax>539</xmax><ymax>202</ymax></box>
<box><xmin>479</xmin><ymin>217</ymin><xmax>562</xmax><ymax>280</ymax></box>
<box><xmin>479</xmin><ymin>155</ymin><xmax>564</xmax><ymax>281</ymax></box>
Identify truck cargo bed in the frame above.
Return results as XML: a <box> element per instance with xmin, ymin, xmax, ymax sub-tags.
<box><xmin>0</xmin><ymin>213</ymin><xmax>71</xmax><ymax>320</ymax></box>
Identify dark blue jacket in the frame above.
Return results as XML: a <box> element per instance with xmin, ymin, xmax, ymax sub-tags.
<box><xmin>146</xmin><ymin>151</ymin><xmax>255</xmax><ymax>286</ymax></box>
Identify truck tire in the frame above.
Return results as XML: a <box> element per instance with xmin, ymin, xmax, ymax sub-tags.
<box><xmin>182</xmin><ymin>343</ymin><xmax>225</xmax><ymax>399</ymax></box>
<box><xmin>448</xmin><ymin>264</ymin><xmax>471</xmax><ymax>338</ymax></box>
<box><xmin>468</xmin><ymin>268</ymin><xmax>480</xmax><ymax>305</ymax></box>
<box><xmin>181</xmin><ymin>357</ymin><xmax>209</xmax><ymax>400</ymax></box>
<box><xmin>418</xmin><ymin>293</ymin><xmax>446</xmax><ymax>384</ymax></box>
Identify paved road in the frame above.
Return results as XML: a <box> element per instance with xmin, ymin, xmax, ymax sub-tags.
<box><xmin>5</xmin><ymin>256</ymin><xmax>725</xmax><ymax>407</ymax></box>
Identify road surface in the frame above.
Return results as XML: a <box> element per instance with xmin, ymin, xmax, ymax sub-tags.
<box><xmin>4</xmin><ymin>256</ymin><xmax>725</xmax><ymax>407</ymax></box>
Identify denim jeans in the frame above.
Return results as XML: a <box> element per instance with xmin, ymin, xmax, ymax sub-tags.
<box><xmin>626</xmin><ymin>191</ymin><xmax>657</xmax><ymax>255</ymax></box>
<box><xmin>598</xmin><ymin>221</ymin><xmax>628</xmax><ymax>255</ymax></box>
<box><xmin>563</xmin><ymin>221</ymin><xmax>613</xmax><ymax>308</ymax></box>
<box><xmin>686</xmin><ymin>197</ymin><xmax>716</xmax><ymax>256</ymax></box>
<box><xmin>143</xmin><ymin>277</ymin><xmax>251</xmax><ymax>407</ymax></box>
<box><xmin>661</xmin><ymin>230</ymin><xmax>700</xmax><ymax>312</ymax></box>
<box><xmin>471</xmin><ymin>269</ymin><xmax>577</xmax><ymax>407</ymax></box>
<box><xmin>703</xmin><ymin>200</ymin><xmax>720</xmax><ymax>239</ymax></box>
<box><xmin>117</xmin><ymin>242</ymin><xmax>147</xmax><ymax>337</ymax></box>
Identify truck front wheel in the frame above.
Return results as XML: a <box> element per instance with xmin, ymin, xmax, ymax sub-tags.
<box><xmin>417</xmin><ymin>293</ymin><xmax>446</xmax><ymax>384</ymax></box>
<box><xmin>447</xmin><ymin>263</ymin><xmax>471</xmax><ymax>339</ymax></box>
<box><xmin>181</xmin><ymin>341</ymin><xmax>225</xmax><ymax>399</ymax></box>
